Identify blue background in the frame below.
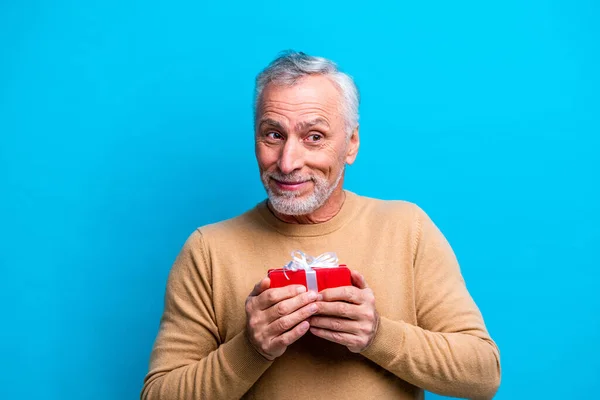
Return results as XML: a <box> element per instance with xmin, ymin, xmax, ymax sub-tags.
<box><xmin>1</xmin><ymin>1</ymin><xmax>598</xmax><ymax>399</ymax></box>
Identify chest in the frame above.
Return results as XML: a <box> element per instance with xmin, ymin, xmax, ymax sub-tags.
<box><xmin>208</xmin><ymin>229</ymin><xmax>418</xmax><ymax>342</ymax></box>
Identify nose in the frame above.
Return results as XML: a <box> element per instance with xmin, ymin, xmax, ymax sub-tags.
<box><xmin>277</xmin><ymin>138</ymin><xmax>305</xmax><ymax>174</ymax></box>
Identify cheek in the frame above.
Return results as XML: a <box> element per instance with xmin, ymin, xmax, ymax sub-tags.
<box><xmin>256</xmin><ymin>145</ymin><xmax>279</xmax><ymax>171</ymax></box>
<box><xmin>309</xmin><ymin>145</ymin><xmax>343</xmax><ymax>174</ymax></box>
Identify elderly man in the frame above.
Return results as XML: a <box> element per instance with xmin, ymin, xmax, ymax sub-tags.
<box><xmin>141</xmin><ymin>51</ymin><xmax>501</xmax><ymax>399</ymax></box>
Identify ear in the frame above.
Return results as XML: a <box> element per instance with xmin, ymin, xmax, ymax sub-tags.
<box><xmin>345</xmin><ymin>126</ymin><xmax>360</xmax><ymax>165</ymax></box>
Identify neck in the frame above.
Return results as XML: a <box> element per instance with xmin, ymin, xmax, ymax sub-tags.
<box><xmin>268</xmin><ymin>184</ymin><xmax>346</xmax><ymax>224</ymax></box>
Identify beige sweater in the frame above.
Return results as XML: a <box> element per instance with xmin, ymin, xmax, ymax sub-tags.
<box><xmin>141</xmin><ymin>191</ymin><xmax>501</xmax><ymax>399</ymax></box>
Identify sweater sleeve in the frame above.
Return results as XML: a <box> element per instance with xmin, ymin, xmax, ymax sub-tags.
<box><xmin>141</xmin><ymin>230</ymin><xmax>273</xmax><ymax>400</ymax></box>
<box><xmin>361</xmin><ymin>206</ymin><xmax>501</xmax><ymax>399</ymax></box>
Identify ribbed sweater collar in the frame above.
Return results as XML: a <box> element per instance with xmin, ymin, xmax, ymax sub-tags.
<box><xmin>255</xmin><ymin>190</ymin><xmax>359</xmax><ymax>237</ymax></box>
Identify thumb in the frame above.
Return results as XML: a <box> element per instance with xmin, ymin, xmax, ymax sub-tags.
<box><xmin>351</xmin><ymin>270</ymin><xmax>368</xmax><ymax>289</ymax></box>
<box><xmin>250</xmin><ymin>277</ymin><xmax>271</xmax><ymax>296</ymax></box>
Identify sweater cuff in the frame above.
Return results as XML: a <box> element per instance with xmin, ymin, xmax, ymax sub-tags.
<box><xmin>220</xmin><ymin>330</ymin><xmax>274</xmax><ymax>383</ymax></box>
<box><xmin>360</xmin><ymin>316</ymin><xmax>406</xmax><ymax>366</ymax></box>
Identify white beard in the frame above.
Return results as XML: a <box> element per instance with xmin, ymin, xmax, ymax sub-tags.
<box><xmin>261</xmin><ymin>165</ymin><xmax>345</xmax><ymax>216</ymax></box>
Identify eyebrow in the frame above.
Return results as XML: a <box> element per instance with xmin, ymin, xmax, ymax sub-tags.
<box><xmin>259</xmin><ymin>118</ymin><xmax>329</xmax><ymax>132</ymax></box>
<box><xmin>258</xmin><ymin>117</ymin><xmax>331</xmax><ymax>132</ymax></box>
<box><xmin>258</xmin><ymin>118</ymin><xmax>286</xmax><ymax>131</ymax></box>
<box><xmin>294</xmin><ymin>118</ymin><xmax>330</xmax><ymax>131</ymax></box>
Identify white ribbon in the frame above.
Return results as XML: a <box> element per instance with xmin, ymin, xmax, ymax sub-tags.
<box><xmin>283</xmin><ymin>250</ymin><xmax>339</xmax><ymax>291</ymax></box>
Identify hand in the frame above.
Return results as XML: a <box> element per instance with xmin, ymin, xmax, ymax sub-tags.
<box><xmin>245</xmin><ymin>277</ymin><xmax>319</xmax><ymax>360</ymax></box>
<box><xmin>308</xmin><ymin>270</ymin><xmax>379</xmax><ymax>353</ymax></box>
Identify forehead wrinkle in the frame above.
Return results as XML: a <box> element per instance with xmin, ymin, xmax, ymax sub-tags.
<box><xmin>261</xmin><ymin>102</ymin><xmax>337</xmax><ymax>119</ymax></box>
<box><xmin>261</xmin><ymin>102</ymin><xmax>337</xmax><ymax>117</ymax></box>
<box><xmin>262</xmin><ymin>100</ymin><xmax>338</xmax><ymax>109</ymax></box>
<box><xmin>258</xmin><ymin>94</ymin><xmax>343</xmax><ymax>132</ymax></box>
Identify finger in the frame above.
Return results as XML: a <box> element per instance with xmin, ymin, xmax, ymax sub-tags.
<box><xmin>268</xmin><ymin>301</ymin><xmax>319</xmax><ymax>336</ymax></box>
<box><xmin>308</xmin><ymin>316</ymin><xmax>361</xmax><ymax>334</ymax></box>
<box><xmin>266</xmin><ymin>290</ymin><xmax>318</xmax><ymax>323</ymax></box>
<box><xmin>351</xmin><ymin>270</ymin><xmax>368</xmax><ymax>289</ymax></box>
<box><xmin>318</xmin><ymin>285</ymin><xmax>363</xmax><ymax>304</ymax></box>
<box><xmin>256</xmin><ymin>285</ymin><xmax>307</xmax><ymax>310</ymax></box>
<box><xmin>272</xmin><ymin>320</ymin><xmax>311</xmax><ymax>351</ymax></box>
<box><xmin>250</xmin><ymin>277</ymin><xmax>271</xmax><ymax>297</ymax></box>
<box><xmin>309</xmin><ymin>326</ymin><xmax>357</xmax><ymax>348</ymax></box>
<box><xmin>313</xmin><ymin>301</ymin><xmax>360</xmax><ymax>320</ymax></box>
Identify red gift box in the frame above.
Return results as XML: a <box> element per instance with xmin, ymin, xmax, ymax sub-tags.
<box><xmin>268</xmin><ymin>266</ymin><xmax>351</xmax><ymax>291</ymax></box>
<box><xmin>268</xmin><ymin>251</ymin><xmax>351</xmax><ymax>291</ymax></box>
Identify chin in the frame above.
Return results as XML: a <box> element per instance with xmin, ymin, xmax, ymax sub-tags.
<box><xmin>268</xmin><ymin>194</ymin><xmax>321</xmax><ymax>216</ymax></box>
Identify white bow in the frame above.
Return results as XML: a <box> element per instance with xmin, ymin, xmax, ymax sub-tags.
<box><xmin>282</xmin><ymin>250</ymin><xmax>339</xmax><ymax>291</ymax></box>
<box><xmin>284</xmin><ymin>250</ymin><xmax>339</xmax><ymax>271</ymax></box>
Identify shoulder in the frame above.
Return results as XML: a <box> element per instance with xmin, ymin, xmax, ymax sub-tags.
<box><xmin>171</xmin><ymin>204</ymin><xmax>267</xmax><ymax>269</ymax></box>
<box><xmin>183</xmin><ymin>203</ymin><xmax>268</xmax><ymax>249</ymax></box>
<box><xmin>352</xmin><ymin>192</ymin><xmax>428</xmax><ymax>224</ymax></box>
<box><xmin>349</xmin><ymin>192</ymin><xmax>437</xmax><ymax>248</ymax></box>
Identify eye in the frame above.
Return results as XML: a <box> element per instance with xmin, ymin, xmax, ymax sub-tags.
<box><xmin>266</xmin><ymin>131</ymin><xmax>284</xmax><ymax>140</ymax></box>
<box><xmin>307</xmin><ymin>133</ymin><xmax>323</xmax><ymax>142</ymax></box>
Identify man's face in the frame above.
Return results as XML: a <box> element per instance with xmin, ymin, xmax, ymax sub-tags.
<box><xmin>255</xmin><ymin>75</ymin><xmax>358</xmax><ymax>216</ymax></box>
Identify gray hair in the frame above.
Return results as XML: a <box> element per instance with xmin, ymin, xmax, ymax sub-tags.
<box><xmin>254</xmin><ymin>50</ymin><xmax>359</xmax><ymax>135</ymax></box>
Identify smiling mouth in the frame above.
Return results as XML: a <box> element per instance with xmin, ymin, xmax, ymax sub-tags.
<box><xmin>274</xmin><ymin>179</ymin><xmax>307</xmax><ymax>184</ymax></box>
<box><xmin>271</xmin><ymin>178</ymin><xmax>310</xmax><ymax>191</ymax></box>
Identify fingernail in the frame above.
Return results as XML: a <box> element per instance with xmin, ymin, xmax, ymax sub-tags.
<box><xmin>317</xmin><ymin>294</ymin><xmax>323</xmax><ymax>301</ymax></box>
<box><xmin>307</xmin><ymin>291</ymin><xmax>318</xmax><ymax>300</ymax></box>
<box><xmin>297</xmin><ymin>286</ymin><xmax>306</xmax><ymax>293</ymax></box>
<box><xmin>309</xmin><ymin>304</ymin><xmax>318</xmax><ymax>313</ymax></box>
